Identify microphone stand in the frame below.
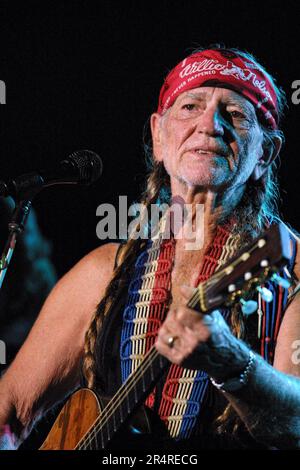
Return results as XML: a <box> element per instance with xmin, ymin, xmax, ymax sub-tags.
<box><xmin>0</xmin><ymin>199</ymin><xmax>32</xmax><ymax>290</ymax></box>
<box><xmin>0</xmin><ymin>149</ymin><xmax>102</xmax><ymax>291</ymax></box>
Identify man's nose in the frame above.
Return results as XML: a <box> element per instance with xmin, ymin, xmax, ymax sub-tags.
<box><xmin>195</xmin><ymin>106</ymin><xmax>224</xmax><ymax>137</ymax></box>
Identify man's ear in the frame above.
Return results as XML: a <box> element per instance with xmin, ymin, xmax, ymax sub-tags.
<box><xmin>150</xmin><ymin>113</ymin><xmax>163</xmax><ymax>162</ymax></box>
<box><xmin>251</xmin><ymin>135</ymin><xmax>282</xmax><ymax>181</ymax></box>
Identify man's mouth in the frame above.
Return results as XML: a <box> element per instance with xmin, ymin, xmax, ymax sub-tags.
<box><xmin>189</xmin><ymin>147</ymin><xmax>226</xmax><ymax>157</ymax></box>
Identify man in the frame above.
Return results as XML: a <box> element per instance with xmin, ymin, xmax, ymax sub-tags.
<box><xmin>0</xmin><ymin>46</ymin><xmax>300</xmax><ymax>450</ymax></box>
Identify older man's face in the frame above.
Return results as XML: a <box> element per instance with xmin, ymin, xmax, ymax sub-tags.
<box><xmin>151</xmin><ymin>86</ymin><xmax>265</xmax><ymax>192</ymax></box>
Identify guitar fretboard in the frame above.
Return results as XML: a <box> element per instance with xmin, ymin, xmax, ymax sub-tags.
<box><xmin>77</xmin><ymin>347</ymin><xmax>169</xmax><ymax>449</ymax></box>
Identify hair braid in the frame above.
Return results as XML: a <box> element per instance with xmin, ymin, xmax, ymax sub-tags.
<box><xmin>82</xmin><ymin>161</ymin><xmax>168</xmax><ymax>389</ymax></box>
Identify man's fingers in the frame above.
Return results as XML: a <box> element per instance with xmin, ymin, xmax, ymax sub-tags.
<box><xmin>180</xmin><ymin>284</ymin><xmax>197</xmax><ymax>300</ymax></box>
<box><xmin>206</xmin><ymin>190</ymin><xmax>217</xmax><ymax>212</ymax></box>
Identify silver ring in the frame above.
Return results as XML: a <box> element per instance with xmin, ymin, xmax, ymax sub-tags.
<box><xmin>167</xmin><ymin>335</ymin><xmax>178</xmax><ymax>348</ymax></box>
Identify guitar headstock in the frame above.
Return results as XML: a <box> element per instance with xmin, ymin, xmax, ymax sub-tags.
<box><xmin>189</xmin><ymin>223</ymin><xmax>292</xmax><ymax>314</ymax></box>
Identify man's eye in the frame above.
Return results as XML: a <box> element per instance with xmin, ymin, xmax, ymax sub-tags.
<box><xmin>229</xmin><ymin>110</ymin><xmax>246</xmax><ymax>119</ymax></box>
<box><xmin>182</xmin><ymin>103</ymin><xmax>197</xmax><ymax>111</ymax></box>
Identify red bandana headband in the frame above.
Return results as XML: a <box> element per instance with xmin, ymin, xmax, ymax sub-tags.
<box><xmin>157</xmin><ymin>49</ymin><xmax>278</xmax><ymax>129</ymax></box>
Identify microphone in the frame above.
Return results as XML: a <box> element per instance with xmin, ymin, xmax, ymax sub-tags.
<box><xmin>0</xmin><ymin>150</ymin><xmax>103</xmax><ymax>200</ymax></box>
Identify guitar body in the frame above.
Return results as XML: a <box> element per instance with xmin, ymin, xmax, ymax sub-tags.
<box><xmin>40</xmin><ymin>388</ymin><xmax>100</xmax><ymax>450</ymax></box>
<box><xmin>40</xmin><ymin>388</ymin><xmax>153</xmax><ymax>450</ymax></box>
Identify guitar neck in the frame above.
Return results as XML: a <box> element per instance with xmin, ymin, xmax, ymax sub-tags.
<box><xmin>78</xmin><ymin>346</ymin><xmax>170</xmax><ymax>449</ymax></box>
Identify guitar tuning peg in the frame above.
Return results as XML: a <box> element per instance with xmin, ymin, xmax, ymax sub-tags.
<box><xmin>271</xmin><ymin>273</ymin><xmax>291</xmax><ymax>289</ymax></box>
<box><xmin>256</xmin><ymin>286</ymin><xmax>273</xmax><ymax>303</ymax></box>
<box><xmin>240</xmin><ymin>299</ymin><xmax>258</xmax><ymax>315</ymax></box>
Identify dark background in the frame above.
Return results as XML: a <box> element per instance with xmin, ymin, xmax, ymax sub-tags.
<box><xmin>0</xmin><ymin>0</ymin><xmax>299</xmax><ymax>452</ymax></box>
<box><xmin>0</xmin><ymin>0</ymin><xmax>299</xmax><ymax>278</ymax></box>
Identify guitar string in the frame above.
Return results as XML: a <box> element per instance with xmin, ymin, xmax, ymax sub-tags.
<box><xmin>76</xmin><ymin>281</ymin><xmax>217</xmax><ymax>449</ymax></box>
<box><xmin>77</xmin><ymin>345</ymin><xmax>159</xmax><ymax>449</ymax></box>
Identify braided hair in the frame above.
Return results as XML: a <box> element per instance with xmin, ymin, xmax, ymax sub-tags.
<box><xmin>82</xmin><ymin>162</ymin><xmax>170</xmax><ymax>389</ymax></box>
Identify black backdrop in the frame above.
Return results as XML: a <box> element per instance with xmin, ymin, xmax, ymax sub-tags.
<box><xmin>0</xmin><ymin>0</ymin><xmax>299</xmax><ymax>278</ymax></box>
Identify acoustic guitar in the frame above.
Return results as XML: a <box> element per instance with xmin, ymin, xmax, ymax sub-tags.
<box><xmin>40</xmin><ymin>223</ymin><xmax>291</xmax><ymax>450</ymax></box>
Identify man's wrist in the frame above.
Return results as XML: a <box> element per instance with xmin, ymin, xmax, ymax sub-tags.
<box><xmin>210</xmin><ymin>350</ymin><xmax>256</xmax><ymax>393</ymax></box>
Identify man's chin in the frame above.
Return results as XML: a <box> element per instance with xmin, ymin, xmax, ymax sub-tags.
<box><xmin>177</xmin><ymin>173</ymin><xmax>232</xmax><ymax>191</ymax></box>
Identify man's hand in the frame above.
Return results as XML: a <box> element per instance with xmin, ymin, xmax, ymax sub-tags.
<box><xmin>155</xmin><ymin>285</ymin><xmax>250</xmax><ymax>381</ymax></box>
